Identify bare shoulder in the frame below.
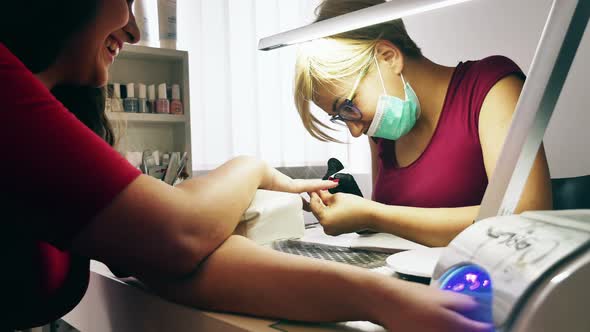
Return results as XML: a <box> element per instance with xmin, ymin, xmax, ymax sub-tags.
<box><xmin>479</xmin><ymin>74</ymin><xmax>525</xmax><ymax>130</ymax></box>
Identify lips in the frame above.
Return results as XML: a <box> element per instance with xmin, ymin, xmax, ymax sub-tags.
<box><xmin>105</xmin><ymin>35</ymin><xmax>122</xmax><ymax>58</ymax></box>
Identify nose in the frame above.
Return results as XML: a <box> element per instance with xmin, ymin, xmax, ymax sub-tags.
<box><xmin>123</xmin><ymin>9</ymin><xmax>141</xmax><ymax>44</ymax></box>
<box><xmin>346</xmin><ymin>121</ymin><xmax>365</xmax><ymax>138</ymax></box>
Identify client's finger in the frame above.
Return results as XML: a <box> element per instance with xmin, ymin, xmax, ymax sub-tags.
<box><xmin>291</xmin><ymin>179</ymin><xmax>338</xmax><ymax>193</ymax></box>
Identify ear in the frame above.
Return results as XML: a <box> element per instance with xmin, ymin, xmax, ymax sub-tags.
<box><xmin>374</xmin><ymin>41</ymin><xmax>404</xmax><ymax>75</ymax></box>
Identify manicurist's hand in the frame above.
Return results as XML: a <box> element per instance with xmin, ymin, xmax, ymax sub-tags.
<box><xmin>309</xmin><ymin>190</ymin><xmax>374</xmax><ymax>235</ymax></box>
<box><xmin>260</xmin><ymin>164</ymin><xmax>338</xmax><ymax>194</ymax></box>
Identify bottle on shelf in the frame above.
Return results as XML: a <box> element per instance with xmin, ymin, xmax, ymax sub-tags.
<box><xmin>105</xmin><ymin>84</ymin><xmax>113</xmax><ymax>112</ymax></box>
<box><xmin>170</xmin><ymin>84</ymin><xmax>183</xmax><ymax>115</ymax></box>
<box><xmin>158</xmin><ymin>0</ymin><xmax>177</xmax><ymax>49</ymax></box>
<box><xmin>134</xmin><ymin>0</ymin><xmax>158</xmax><ymax>47</ymax></box>
<box><xmin>147</xmin><ymin>84</ymin><xmax>157</xmax><ymax>113</ymax></box>
<box><xmin>138</xmin><ymin>83</ymin><xmax>149</xmax><ymax>113</ymax></box>
<box><xmin>156</xmin><ymin>83</ymin><xmax>170</xmax><ymax>114</ymax></box>
<box><xmin>124</xmin><ymin>83</ymin><xmax>139</xmax><ymax>113</ymax></box>
<box><xmin>112</xmin><ymin>83</ymin><xmax>124</xmax><ymax>112</ymax></box>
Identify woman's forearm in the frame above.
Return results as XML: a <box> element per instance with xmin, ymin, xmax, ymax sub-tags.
<box><xmin>143</xmin><ymin>235</ymin><xmax>386</xmax><ymax>324</ymax></box>
<box><xmin>367</xmin><ymin>202</ymin><xmax>480</xmax><ymax>247</ymax></box>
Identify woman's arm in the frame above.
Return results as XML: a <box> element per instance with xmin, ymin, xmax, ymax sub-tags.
<box><xmin>310</xmin><ymin>190</ymin><xmax>477</xmax><ymax>247</ymax></box>
<box><xmin>141</xmin><ymin>235</ymin><xmax>491</xmax><ymax>332</ymax></box>
<box><xmin>71</xmin><ymin>156</ymin><xmax>336</xmax><ymax>280</ymax></box>
<box><xmin>478</xmin><ymin>74</ymin><xmax>553</xmax><ymax>213</ymax></box>
<box><xmin>368</xmin><ymin>202</ymin><xmax>479</xmax><ymax>247</ymax></box>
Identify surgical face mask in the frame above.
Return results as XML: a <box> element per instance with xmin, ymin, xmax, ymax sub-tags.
<box><xmin>367</xmin><ymin>58</ymin><xmax>421</xmax><ymax>140</ymax></box>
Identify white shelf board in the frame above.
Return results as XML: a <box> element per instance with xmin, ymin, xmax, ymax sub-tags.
<box><xmin>118</xmin><ymin>44</ymin><xmax>188</xmax><ymax>61</ymax></box>
<box><xmin>107</xmin><ymin>112</ymin><xmax>187</xmax><ymax>123</ymax></box>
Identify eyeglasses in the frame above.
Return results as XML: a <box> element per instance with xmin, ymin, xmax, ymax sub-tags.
<box><xmin>330</xmin><ymin>65</ymin><xmax>370</xmax><ymax>125</ymax></box>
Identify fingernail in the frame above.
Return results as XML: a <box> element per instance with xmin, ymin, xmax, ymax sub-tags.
<box><xmin>330</xmin><ymin>179</ymin><xmax>340</xmax><ymax>183</ymax></box>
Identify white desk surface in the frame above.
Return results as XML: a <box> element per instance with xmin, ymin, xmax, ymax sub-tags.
<box><xmin>62</xmin><ymin>228</ymin><xmax>421</xmax><ymax>332</ymax></box>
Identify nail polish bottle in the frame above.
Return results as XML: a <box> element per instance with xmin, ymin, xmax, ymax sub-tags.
<box><xmin>147</xmin><ymin>84</ymin><xmax>157</xmax><ymax>113</ymax></box>
<box><xmin>156</xmin><ymin>83</ymin><xmax>170</xmax><ymax>114</ymax></box>
<box><xmin>105</xmin><ymin>84</ymin><xmax>114</xmax><ymax>112</ymax></box>
<box><xmin>121</xmin><ymin>84</ymin><xmax>127</xmax><ymax>99</ymax></box>
<box><xmin>137</xmin><ymin>83</ymin><xmax>149</xmax><ymax>113</ymax></box>
<box><xmin>170</xmin><ymin>84</ymin><xmax>183</xmax><ymax>115</ymax></box>
<box><xmin>112</xmin><ymin>83</ymin><xmax>124</xmax><ymax>112</ymax></box>
<box><xmin>124</xmin><ymin>83</ymin><xmax>139</xmax><ymax>113</ymax></box>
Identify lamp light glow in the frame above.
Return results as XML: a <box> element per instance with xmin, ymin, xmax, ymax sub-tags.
<box><xmin>258</xmin><ymin>0</ymin><xmax>476</xmax><ymax>51</ymax></box>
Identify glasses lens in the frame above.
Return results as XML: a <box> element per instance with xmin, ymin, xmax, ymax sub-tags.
<box><xmin>339</xmin><ymin>103</ymin><xmax>362</xmax><ymax>121</ymax></box>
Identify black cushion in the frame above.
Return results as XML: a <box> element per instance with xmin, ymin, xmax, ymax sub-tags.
<box><xmin>551</xmin><ymin>175</ymin><xmax>590</xmax><ymax>210</ymax></box>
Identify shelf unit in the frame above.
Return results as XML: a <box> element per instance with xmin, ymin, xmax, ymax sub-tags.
<box><xmin>107</xmin><ymin>44</ymin><xmax>192</xmax><ymax>176</ymax></box>
<box><xmin>107</xmin><ymin>112</ymin><xmax>188</xmax><ymax>123</ymax></box>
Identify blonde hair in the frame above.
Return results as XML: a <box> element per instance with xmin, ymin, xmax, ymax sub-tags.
<box><xmin>294</xmin><ymin>0</ymin><xmax>422</xmax><ymax>142</ymax></box>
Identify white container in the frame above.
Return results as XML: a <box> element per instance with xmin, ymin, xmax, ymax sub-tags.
<box><xmin>158</xmin><ymin>0</ymin><xmax>177</xmax><ymax>49</ymax></box>
<box><xmin>133</xmin><ymin>0</ymin><xmax>158</xmax><ymax>47</ymax></box>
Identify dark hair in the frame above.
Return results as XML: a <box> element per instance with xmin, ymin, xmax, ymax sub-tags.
<box><xmin>51</xmin><ymin>86</ymin><xmax>115</xmax><ymax>146</ymax></box>
<box><xmin>0</xmin><ymin>1</ymin><xmax>100</xmax><ymax>73</ymax></box>
<box><xmin>0</xmin><ymin>0</ymin><xmax>115</xmax><ymax>146</ymax></box>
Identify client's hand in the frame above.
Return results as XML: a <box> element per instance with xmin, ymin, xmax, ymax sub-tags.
<box><xmin>260</xmin><ymin>165</ymin><xmax>338</xmax><ymax>194</ymax></box>
<box><xmin>309</xmin><ymin>190</ymin><xmax>373</xmax><ymax>235</ymax></box>
<box><xmin>373</xmin><ymin>279</ymin><xmax>493</xmax><ymax>332</ymax></box>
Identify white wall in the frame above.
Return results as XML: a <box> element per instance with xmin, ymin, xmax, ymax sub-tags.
<box><xmin>403</xmin><ymin>0</ymin><xmax>590</xmax><ymax>178</ymax></box>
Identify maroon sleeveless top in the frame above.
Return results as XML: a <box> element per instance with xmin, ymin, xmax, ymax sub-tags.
<box><xmin>372</xmin><ymin>56</ymin><xmax>524</xmax><ymax>208</ymax></box>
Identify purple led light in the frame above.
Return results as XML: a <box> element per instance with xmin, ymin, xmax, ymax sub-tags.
<box><xmin>469</xmin><ymin>281</ymin><xmax>481</xmax><ymax>290</ymax></box>
<box><xmin>465</xmin><ymin>273</ymin><xmax>478</xmax><ymax>283</ymax></box>
<box><xmin>441</xmin><ymin>266</ymin><xmax>492</xmax><ymax>294</ymax></box>
<box><xmin>439</xmin><ymin>265</ymin><xmax>494</xmax><ymax>326</ymax></box>
<box><xmin>452</xmin><ymin>283</ymin><xmax>465</xmax><ymax>292</ymax></box>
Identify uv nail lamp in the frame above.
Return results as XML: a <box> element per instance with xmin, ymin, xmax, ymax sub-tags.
<box><xmin>431</xmin><ymin>210</ymin><xmax>590</xmax><ymax>332</ymax></box>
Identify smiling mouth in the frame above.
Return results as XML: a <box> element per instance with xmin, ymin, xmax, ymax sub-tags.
<box><xmin>105</xmin><ymin>35</ymin><xmax>122</xmax><ymax>58</ymax></box>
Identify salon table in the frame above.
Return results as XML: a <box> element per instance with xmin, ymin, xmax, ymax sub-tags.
<box><xmin>62</xmin><ymin>260</ymin><xmax>392</xmax><ymax>332</ymax></box>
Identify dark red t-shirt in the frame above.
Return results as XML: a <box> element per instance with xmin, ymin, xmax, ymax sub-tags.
<box><xmin>372</xmin><ymin>56</ymin><xmax>524</xmax><ymax>208</ymax></box>
<box><xmin>0</xmin><ymin>43</ymin><xmax>142</xmax><ymax>328</ymax></box>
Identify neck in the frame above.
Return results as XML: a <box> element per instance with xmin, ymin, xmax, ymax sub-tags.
<box><xmin>402</xmin><ymin>56</ymin><xmax>455</xmax><ymax>128</ymax></box>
